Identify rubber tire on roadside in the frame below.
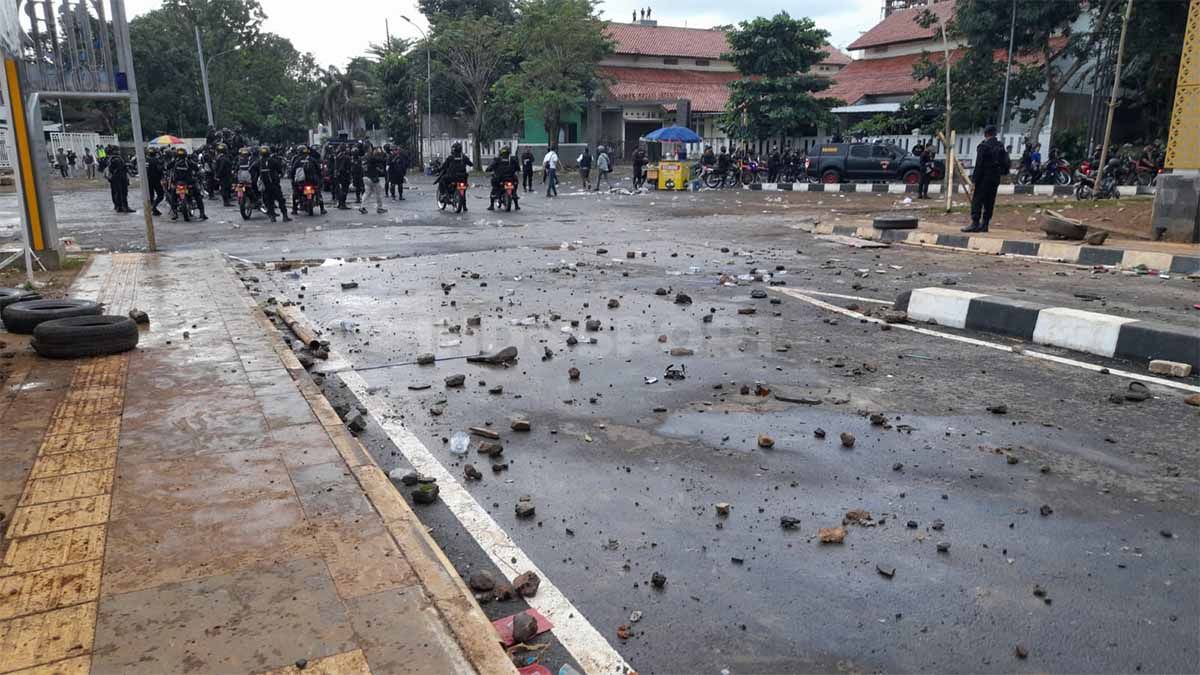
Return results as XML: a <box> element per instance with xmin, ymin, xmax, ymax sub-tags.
<box><xmin>1</xmin><ymin>299</ymin><xmax>102</xmax><ymax>335</ymax></box>
<box><xmin>872</xmin><ymin>215</ymin><xmax>919</xmax><ymax>230</ymax></box>
<box><xmin>32</xmin><ymin>315</ymin><xmax>139</xmax><ymax>359</ymax></box>
<box><xmin>0</xmin><ymin>288</ymin><xmax>41</xmax><ymax>313</ymax></box>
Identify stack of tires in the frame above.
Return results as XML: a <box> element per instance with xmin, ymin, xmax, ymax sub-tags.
<box><xmin>0</xmin><ymin>292</ymin><xmax>139</xmax><ymax>359</ymax></box>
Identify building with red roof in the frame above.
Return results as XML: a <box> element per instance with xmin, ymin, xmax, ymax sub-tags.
<box><xmin>520</xmin><ymin>18</ymin><xmax>851</xmax><ymax>158</ymax></box>
<box><xmin>826</xmin><ymin>0</ymin><xmax>1092</xmax><ymax>144</ymax></box>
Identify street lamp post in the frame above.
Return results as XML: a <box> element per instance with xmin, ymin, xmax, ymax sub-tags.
<box><xmin>401</xmin><ymin>15</ymin><xmax>432</xmax><ymax>162</ymax></box>
<box><xmin>194</xmin><ymin>27</ymin><xmax>238</xmax><ymax>129</ymax></box>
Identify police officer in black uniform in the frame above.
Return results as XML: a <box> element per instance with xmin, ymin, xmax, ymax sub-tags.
<box><xmin>435</xmin><ymin>141</ymin><xmax>472</xmax><ymax>211</ymax></box>
<box><xmin>145</xmin><ymin>147</ymin><xmax>165</xmax><ymax>215</ymax></box>
<box><xmin>213</xmin><ymin>143</ymin><xmax>233</xmax><ymax>207</ymax></box>
<box><xmin>107</xmin><ymin>152</ymin><xmax>133</xmax><ymax>213</ymax></box>
<box><xmin>254</xmin><ymin>146</ymin><xmax>291</xmax><ymax>223</ymax></box>
<box><xmin>167</xmin><ymin>146</ymin><xmax>206</xmax><ymax>220</ymax></box>
<box><xmin>963</xmin><ymin>125</ymin><xmax>1009</xmax><ymax>233</ymax></box>
<box><xmin>486</xmin><ymin>147</ymin><xmax>520</xmax><ymax>211</ymax></box>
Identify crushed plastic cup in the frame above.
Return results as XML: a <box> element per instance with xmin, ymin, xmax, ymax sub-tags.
<box><xmin>449</xmin><ymin>432</ymin><xmax>470</xmax><ymax>455</ymax></box>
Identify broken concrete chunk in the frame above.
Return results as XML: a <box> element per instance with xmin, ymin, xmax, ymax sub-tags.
<box><xmin>840</xmin><ymin>432</ymin><xmax>856</xmax><ymax>448</ymax></box>
<box><xmin>477</xmin><ymin>441</ymin><xmax>504</xmax><ymax>457</ymax></box>
<box><xmin>585</xmin><ymin>319</ymin><xmax>602</xmax><ymax>332</ymax></box>
<box><xmin>128</xmin><ymin>308</ymin><xmax>150</xmax><ymax>325</ymax></box>
<box><xmin>515</xmin><ymin>497</ymin><xmax>536</xmax><ymax>519</ymax></box>
<box><xmin>780</xmin><ymin>516</ymin><xmax>801</xmax><ymax>530</ymax></box>
<box><xmin>714</xmin><ymin>503</ymin><xmax>731</xmax><ymax>516</ymax></box>
<box><xmin>1149</xmin><ymin>360</ymin><xmax>1192</xmax><ymax>377</ymax></box>
<box><xmin>511</xmin><ymin>418</ymin><xmax>531</xmax><ymax>432</ymax></box>
<box><xmin>882</xmin><ymin>310</ymin><xmax>908</xmax><ymax>324</ymax></box>
<box><xmin>346</xmin><ymin>412</ymin><xmax>367</xmax><ymax>434</ymax></box>
<box><xmin>669</xmin><ymin>347</ymin><xmax>694</xmax><ymax>356</ymax></box>
<box><xmin>464</xmin><ymin>464</ymin><xmax>483</xmax><ymax>480</ymax></box>
<box><xmin>876</xmin><ymin>563</ymin><xmax>896</xmax><ymax>579</ymax></box>
<box><xmin>416</xmin><ymin>353</ymin><xmax>436</xmax><ymax>365</ymax></box>
<box><xmin>444</xmin><ymin>374</ymin><xmax>466</xmax><ymax>388</ymax></box>
<box><xmin>467</xmin><ymin>345</ymin><xmax>518</xmax><ymax>364</ymax></box>
<box><xmin>757</xmin><ymin>434</ymin><xmax>775</xmax><ymax>449</ymax></box>
<box><xmin>650</xmin><ymin>572</ymin><xmax>667</xmax><ymax>589</ymax></box>
<box><xmin>340</xmin><ymin>282</ymin><xmax>358</xmax><ymax>290</ymax></box>
<box><xmin>674</xmin><ymin>293</ymin><xmax>693</xmax><ymax>305</ymax></box>
<box><xmin>469</xmin><ymin>426</ymin><xmax>500</xmax><ymax>440</ymax></box>
<box><xmin>818</xmin><ymin>527</ymin><xmax>846</xmax><ymax>544</ymax></box>
<box><xmin>607</xmin><ymin>299</ymin><xmax>620</xmax><ymax>309</ymax></box>
<box><xmin>568</xmin><ymin>367</ymin><xmax>581</xmax><ymax>380</ymax></box>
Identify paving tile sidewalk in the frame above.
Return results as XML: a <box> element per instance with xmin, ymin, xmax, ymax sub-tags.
<box><xmin>0</xmin><ymin>251</ymin><xmax>514</xmax><ymax>674</ymax></box>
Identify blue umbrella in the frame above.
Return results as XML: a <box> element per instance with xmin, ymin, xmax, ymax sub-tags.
<box><xmin>643</xmin><ymin>126</ymin><xmax>703</xmax><ymax>143</ymax></box>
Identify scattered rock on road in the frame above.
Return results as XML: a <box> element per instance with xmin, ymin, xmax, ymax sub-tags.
<box><xmin>568</xmin><ymin>367</ymin><xmax>581</xmax><ymax>380</ymax></box>
<box><xmin>876</xmin><ymin>563</ymin><xmax>896</xmax><ymax>579</ymax></box>
<box><xmin>467</xmin><ymin>346</ymin><xmax>518</xmax><ymax>364</ymax></box>
<box><xmin>987</xmin><ymin>404</ymin><xmax>1009</xmax><ymax>415</ymax></box>
<box><xmin>463</xmin><ymin>464</ymin><xmax>483</xmax><ymax>480</ymax></box>
<box><xmin>1040</xmin><ymin>504</ymin><xmax>1054</xmax><ymax>517</ymax></box>
<box><xmin>512</xmin><ymin>612</ymin><xmax>538</xmax><ymax>643</ymax></box>
<box><xmin>128</xmin><ymin>308</ymin><xmax>150</xmax><ymax>325</ymax></box>
<box><xmin>651</xmin><ymin>572</ymin><xmax>667</xmax><ymax>589</ymax></box>
<box><xmin>444</xmin><ymin>374</ymin><xmax>465</xmax><ymax>388</ymax></box>
<box><xmin>413</xmin><ymin>483</ymin><xmax>440</xmax><ymax>504</ymax></box>
<box><xmin>515</xmin><ymin>496</ymin><xmax>536</xmax><ymax>518</ymax></box>
<box><xmin>514</xmin><ymin>571</ymin><xmax>541</xmax><ymax>597</ymax></box>
<box><xmin>840</xmin><ymin>432</ymin><xmax>855</xmax><ymax>448</ymax></box>
<box><xmin>819</xmin><ymin>527</ymin><xmax>846</xmax><ymax>544</ymax></box>
<box><xmin>780</xmin><ymin>516</ymin><xmax>801</xmax><ymax>530</ymax></box>
<box><xmin>511</xmin><ymin>417</ymin><xmax>531</xmax><ymax>431</ymax></box>
<box><xmin>468</xmin><ymin>571</ymin><xmax>495</xmax><ymax>592</ymax></box>
<box><xmin>469</xmin><ymin>426</ymin><xmax>500</xmax><ymax>440</ymax></box>
<box><xmin>757</xmin><ymin>434</ymin><xmax>775</xmax><ymax>448</ymax></box>
<box><xmin>674</xmin><ymin>293</ymin><xmax>692</xmax><ymax>305</ymax></box>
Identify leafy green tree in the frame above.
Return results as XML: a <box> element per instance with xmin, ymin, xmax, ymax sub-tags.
<box><xmin>431</xmin><ymin>15</ymin><xmax>511</xmax><ymax>165</ymax></box>
<box><xmin>419</xmin><ymin>0</ymin><xmax>514</xmax><ymax>23</ymax></box>
<box><xmin>1117</xmin><ymin>0</ymin><xmax>1189</xmax><ymax>142</ymax></box>
<box><xmin>495</xmin><ymin>0</ymin><xmax>612</xmax><ymax>147</ymax></box>
<box><xmin>947</xmin><ymin>0</ymin><xmax>1124</xmax><ymax>141</ymax></box>
<box><xmin>129</xmin><ymin>0</ymin><xmax>317</xmax><ymax>140</ymax></box>
<box><xmin>718</xmin><ymin>12</ymin><xmax>836</xmax><ymax>141</ymax></box>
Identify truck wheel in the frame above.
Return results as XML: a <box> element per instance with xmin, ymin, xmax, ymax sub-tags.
<box><xmin>1</xmin><ymin>299</ymin><xmax>102</xmax><ymax>335</ymax></box>
<box><xmin>901</xmin><ymin>170</ymin><xmax>921</xmax><ymax>186</ymax></box>
<box><xmin>821</xmin><ymin>170</ymin><xmax>840</xmax><ymax>184</ymax></box>
<box><xmin>872</xmin><ymin>215</ymin><xmax>919</xmax><ymax>230</ymax></box>
<box><xmin>32</xmin><ymin>315</ymin><xmax>139</xmax><ymax>359</ymax></box>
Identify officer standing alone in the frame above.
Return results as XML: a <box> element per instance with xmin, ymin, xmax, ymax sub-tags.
<box><xmin>963</xmin><ymin>125</ymin><xmax>1009</xmax><ymax>233</ymax></box>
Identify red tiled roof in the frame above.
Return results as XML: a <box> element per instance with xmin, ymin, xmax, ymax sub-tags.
<box><xmin>847</xmin><ymin>1</ymin><xmax>955</xmax><ymax>50</ymax></box>
<box><xmin>605</xmin><ymin>22</ymin><xmax>852</xmax><ymax>67</ymax></box>
<box><xmin>606</xmin><ymin>23</ymin><xmax>730</xmax><ymax>59</ymax></box>
<box><xmin>826</xmin><ymin>39</ymin><xmax>1067</xmax><ymax>106</ymax></box>
<box><xmin>598</xmin><ymin>66</ymin><xmax>738</xmax><ymax>113</ymax></box>
<box><xmin>820</xmin><ymin>45</ymin><xmax>853</xmax><ymax>66</ymax></box>
<box><xmin>823</xmin><ymin>51</ymin><xmax>944</xmax><ymax>105</ymax></box>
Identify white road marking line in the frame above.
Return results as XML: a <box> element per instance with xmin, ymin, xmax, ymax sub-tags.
<box><xmin>786</xmin><ymin>289</ymin><xmax>893</xmax><ymax>305</ymax></box>
<box><xmin>772</xmin><ymin>288</ymin><xmax>1200</xmax><ymax>395</ymax></box>
<box><xmin>339</xmin><ymin>369</ymin><xmax>635</xmax><ymax>675</ymax></box>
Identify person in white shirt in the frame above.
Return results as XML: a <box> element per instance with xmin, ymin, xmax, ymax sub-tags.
<box><xmin>543</xmin><ymin>145</ymin><xmax>559</xmax><ymax>197</ymax></box>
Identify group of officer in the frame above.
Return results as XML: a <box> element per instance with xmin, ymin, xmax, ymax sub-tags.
<box><xmin>120</xmin><ymin>133</ymin><xmax>415</xmax><ymax>223</ymax></box>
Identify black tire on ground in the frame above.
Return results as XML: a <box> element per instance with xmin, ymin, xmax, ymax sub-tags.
<box><xmin>0</xmin><ymin>288</ymin><xmax>41</xmax><ymax>312</ymax></box>
<box><xmin>1</xmin><ymin>299</ymin><xmax>102</xmax><ymax>335</ymax></box>
<box><xmin>872</xmin><ymin>215</ymin><xmax>919</xmax><ymax>230</ymax></box>
<box><xmin>32</xmin><ymin>316</ymin><xmax>138</xmax><ymax>359</ymax></box>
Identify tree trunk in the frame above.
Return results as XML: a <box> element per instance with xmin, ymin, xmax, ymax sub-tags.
<box><xmin>546</xmin><ymin>112</ymin><xmax>561</xmax><ymax>150</ymax></box>
<box><xmin>472</xmin><ymin>111</ymin><xmax>484</xmax><ymax>171</ymax></box>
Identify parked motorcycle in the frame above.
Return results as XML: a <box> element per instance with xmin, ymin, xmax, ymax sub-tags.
<box><xmin>1074</xmin><ymin>158</ymin><xmax>1121</xmax><ymax>200</ymax></box>
<box><xmin>1017</xmin><ymin>159</ymin><xmax>1072</xmax><ymax>186</ymax></box>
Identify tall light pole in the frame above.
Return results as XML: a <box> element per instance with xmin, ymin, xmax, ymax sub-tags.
<box><xmin>999</xmin><ymin>0</ymin><xmax>1017</xmax><ymax>135</ymax></box>
<box><xmin>401</xmin><ymin>15</ymin><xmax>432</xmax><ymax>161</ymax></box>
<box><xmin>194</xmin><ymin>27</ymin><xmax>238</xmax><ymax>129</ymax></box>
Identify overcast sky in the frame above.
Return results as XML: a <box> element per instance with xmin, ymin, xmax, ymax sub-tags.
<box><xmin>123</xmin><ymin>0</ymin><xmax>882</xmax><ymax>67</ymax></box>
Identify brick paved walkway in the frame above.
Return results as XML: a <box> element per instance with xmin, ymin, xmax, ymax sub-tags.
<box><xmin>0</xmin><ymin>251</ymin><xmax>513</xmax><ymax>674</ymax></box>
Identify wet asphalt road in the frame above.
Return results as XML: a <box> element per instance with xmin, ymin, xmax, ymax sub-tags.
<box><xmin>8</xmin><ymin>182</ymin><xmax>1200</xmax><ymax>674</ymax></box>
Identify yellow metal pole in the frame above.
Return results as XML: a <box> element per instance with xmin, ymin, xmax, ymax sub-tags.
<box><xmin>1164</xmin><ymin>0</ymin><xmax>1199</xmax><ymax>170</ymax></box>
<box><xmin>4</xmin><ymin>59</ymin><xmax>45</xmax><ymax>253</ymax></box>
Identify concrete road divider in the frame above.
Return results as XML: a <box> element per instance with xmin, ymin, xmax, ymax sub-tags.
<box><xmin>895</xmin><ymin>288</ymin><xmax>1200</xmax><ymax>370</ymax></box>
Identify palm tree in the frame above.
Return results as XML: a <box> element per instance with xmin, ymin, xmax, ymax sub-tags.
<box><xmin>312</xmin><ymin>66</ymin><xmax>363</xmax><ymax>135</ymax></box>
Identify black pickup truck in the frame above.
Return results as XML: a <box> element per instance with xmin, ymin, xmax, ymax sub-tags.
<box><xmin>804</xmin><ymin>142</ymin><xmax>944</xmax><ymax>185</ymax></box>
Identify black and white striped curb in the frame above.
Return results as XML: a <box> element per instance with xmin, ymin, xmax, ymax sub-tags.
<box><xmin>894</xmin><ymin>287</ymin><xmax>1199</xmax><ymax>370</ymax></box>
<box><xmin>748</xmin><ymin>182</ymin><xmax>1155</xmax><ymax>197</ymax></box>
<box><xmin>795</xmin><ymin>221</ymin><xmax>1200</xmax><ymax>275</ymax></box>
